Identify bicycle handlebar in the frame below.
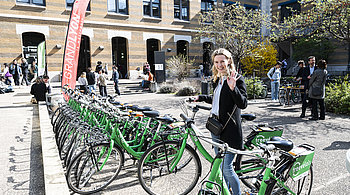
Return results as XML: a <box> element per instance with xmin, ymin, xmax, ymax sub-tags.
<box><xmin>196</xmin><ymin>105</ymin><xmax>211</xmax><ymax>111</ymax></box>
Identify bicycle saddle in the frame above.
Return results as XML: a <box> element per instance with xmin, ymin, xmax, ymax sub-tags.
<box><xmin>137</xmin><ymin>106</ymin><xmax>152</xmax><ymax>112</ymax></box>
<box><xmin>156</xmin><ymin>116</ymin><xmax>175</xmax><ymax>124</ymax></box>
<box><xmin>143</xmin><ymin>110</ymin><xmax>160</xmax><ymax>118</ymax></box>
<box><xmin>241</xmin><ymin>114</ymin><xmax>256</xmax><ymax>121</ymax></box>
<box><xmin>110</xmin><ymin>101</ymin><xmax>121</xmax><ymax>105</ymax></box>
<box><xmin>266</xmin><ymin>136</ymin><xmax>294</xmax><ymax>152</ymax></box>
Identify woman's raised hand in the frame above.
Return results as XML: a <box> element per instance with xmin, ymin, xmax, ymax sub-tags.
<box><xmin>227</xmin><ymin>70</ymin><xmax>241</xmax><ymax>91</ymax></box>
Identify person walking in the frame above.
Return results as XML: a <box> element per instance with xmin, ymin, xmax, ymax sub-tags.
<box><xmin>112</xmin><ymin>66</ymin><xmax>121</xmax><ymax>96</ymax></box>
<box><xmin>20</xmin><ymin>58</ymin><xmax>30</xmax><ymax>86</ymax></box>
<box><xmin>86</xmin><ymin>67</ymin><xmax>96</xmax><ymax>94</ymax></box>
<box><xmin>195</xmin><ymin>48</ymin><xmax>247</xmax><ymax>195</ymax></box>
<box><xmin>97</xmin><ymin>69</ymin><xmax>107</xmax><ymax>97</ymax></box>
<box><xmin>308</xmin><ymin>60</ymin><xmax>327</xmax><ymax>120</ymax></box>
<box><xmin>300</xmin><ymin>56</ymin><xmax>317</xmax><ymax>118</ymax></box>
<box><xmin>3</xmin><ymin>63</ymin><xmax>13</xmax><ymax>85</ymax></box>
<box><xmin>267</xmin><ymin>61</ymin><xmax>282</xmax><ymax>102</ymax></box>
<box><xmin>10</xmin><ymin>59</ymin><xmax>21</xmax><ymax>86</ymax></box>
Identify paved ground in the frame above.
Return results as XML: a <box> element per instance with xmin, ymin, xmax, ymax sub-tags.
<box><xmin>0</xmin><ymin>80</ymin><xmax>349</xmax><ymax>195</ymax></box>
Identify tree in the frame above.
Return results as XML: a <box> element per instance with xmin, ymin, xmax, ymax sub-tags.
<box><xmin>241</xmin><ymin>41</ymin><xmax>278</xmax><ymax>77</ymax></box>
<box><xmin>271</xmin><ymin>0</ymin><xmax>350</xmax><ymax>67</ymax></box>
<box><xmin>166</xmin><ymin>55</ymin><xmax>193</xmax><ymax>81</ymax></box>
<box><xmin>197</xmin><ymin>3</ymin><xmax>271</xmax><ymax>71</ymax></box>
<box><xmin>292</xmin><ymin>37</ymin><xmax>336</xmax><ymax>62</ymax></box>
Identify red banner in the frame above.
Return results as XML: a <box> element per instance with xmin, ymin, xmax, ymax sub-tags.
<box><xmin>61</xmin><ymin>0</ymin><xmax>90</xmax><ymax>88</ymax></box>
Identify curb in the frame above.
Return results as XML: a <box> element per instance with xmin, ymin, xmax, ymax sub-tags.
<box><xmin>38</xmin><ymin>102</ymin><xmax>70</xmax><ymax>195</ymax></box>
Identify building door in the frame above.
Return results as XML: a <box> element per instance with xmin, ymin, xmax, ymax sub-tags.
<box><xmin>177</xmin><ymin>40</ymin><xmax>188</xmax><ymax>57</ymax></box>
<box><xmin>77</xmin><ymin>35</ymin><xmax>91</xmax><ymax>79</ymax></box>
<box><xmin>22</xmin><ymin>32</ymin><xmax>45</xmax><ymax>65</ymax></box>
<box><xmin>112</xmin><ymin>37</ymin><xmax>128</xmax><ymax>79</ymax></box>
<box><xmin>146</xmin><ymin>39</ymin><xmax>160</xmax><ymax>75</ymax></box>
<box><xmin>203</xmin><ymin>42</ymin><xmax>212</xmax><ymax>76</ymax></box>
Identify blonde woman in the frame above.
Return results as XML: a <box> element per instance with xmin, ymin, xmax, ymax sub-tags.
<box><xmin>196</xmin><ymin>48</ymin><xmax>248</xmax><ymax>194</ymax></box>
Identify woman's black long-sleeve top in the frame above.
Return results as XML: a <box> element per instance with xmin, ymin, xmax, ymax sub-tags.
<box><xmin>198</xmin><ymin>76</ymin><xmax>248</xmax><ymax>149</ymax></box>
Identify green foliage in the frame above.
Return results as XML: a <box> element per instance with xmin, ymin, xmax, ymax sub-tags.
<box><xmin>166</xmin><ymin>55</ymin><xmax>193</xmax><ymax>81</ymax></box>
<box><xmin>292</xmin><ymin>37</ymin><xmax>335</xmax><ymax>62</ymax></box>
<box><xmin>197</xmin><ymin>2</ymin><xmax>271</xmax><ymax>68</ymax></box>
<box><xmin>241</xmin><ymin>42</ymin><xmax>278</xmax><ymax>77</ymax></box>
<box><xmin>245</xmin><ymin>77</ymin><xmax>266</xmax><ymax>99</ymax></box>
<box><xmin>325</xmin><ymin>75</ymin><xmax>350</xmax><ymax>115</ymax></box>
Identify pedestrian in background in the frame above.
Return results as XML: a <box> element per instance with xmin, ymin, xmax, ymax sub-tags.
<box><xmin>267</xmin><ymin>61</ymin><xmax>282</xmax><ymax>102</ymax></box>
<box><xmin>282</xmin><ymin>59</ymin><xmax>288</xmax><ymax>76</ymax></box>
<box><xmin>300</xmin><ymin>56</ymin><xmax>317</xmax><ymax>118</ymax></box>
<box><xmin>195</xmin><ymin>48</ymin><xmax>247</xmax><ymax>195</ymax></box>
<box><xmin>78</xmin><ymin>72</ymin><xmax>88</xmax><ymax>94</ymax></box>
<box><xmin>3</xmin><ymin>63</ymin><xmax>13</xmax><ymax>85</ymax></box>
<box><xmin>86</xmin><ymin>67</ymin><xmax>96</xmax><ymax>94</ymax></box>
<box><xmin>29</xmin><ymin>60</ymin><xmax>38</xmax><ymax>82</ymax></box>
<box><xmin>294</xmin><ymin>60</ymin><xmax>305</xmax><ymax>82</ymax></box>
<box><xmin>20</xmin><ymin>58</ymin><xmax>30</xmax><ymax>86</ymax></box>
<box><xmin>97</xmin><ymin>69</ymin><xmax>107</xmax><ymax>97</ymax></box>
<box><xmin>112</xmin><ymin>65</ymin><xmax>120</xmax><ymax>96</ymax></box>
<box><xmin>308</xmin><ymin>60</ymin><xmax>327</xmax><ymax>120</ymax></box>
<box><xmin>10</xmin><ymin>59</ymin><xmax>21</xmax><ymax>86</ymax></box>
<box><xmin>30</xmin><ymin>77</ymin><xmax>47</xmax><ymax>102</ymax></box>
<box><xmin>95</xmin><ymin>61</ymin><xmax>103</xmax><ymax>73</ymax></box>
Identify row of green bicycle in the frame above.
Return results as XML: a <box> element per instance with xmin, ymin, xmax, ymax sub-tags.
<box><xmin>50</xmin><ymin>86</ymin><xmax>314</xmax><ymax>195</ymax></box>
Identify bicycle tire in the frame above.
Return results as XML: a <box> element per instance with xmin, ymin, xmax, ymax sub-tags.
<box><xmin>138</xmin><ymin>140</ymin><xmax>201</xmax><ymax>195</ymax></box>
<box><xmin>66</xmin><ymin>143</ymin><xmax>124</xmax><ymax>194</ymax></box>
<box><xmin>265</xmin><ymin>164</ymin><xmax>313</xmax><ymax>195</ymax></box>
<box><xmin>234</xmin><ymin>153</ymin><xmax>267</xmax><ymax>189</ymax></box>
<box><xmin>279</xmin><ymin>90</ymin><xmax>286</xmax><ymax>105</ymax></box>
<box><xmin>291</xmin><ymin>89</ymin><xmax>301</xmax><ymax>104</ymax></box>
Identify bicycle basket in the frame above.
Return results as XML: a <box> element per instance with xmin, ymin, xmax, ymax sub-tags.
<box><xmin>288</xmin><ymin>144</ymin><xmax>315</xmax><ymax>181</ymax></box>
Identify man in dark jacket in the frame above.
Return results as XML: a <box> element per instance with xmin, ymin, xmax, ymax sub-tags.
<box><xmin>112</xmin><ymin>65</ymin><xmax>120</xmax><ymax>96</ymax></box>
<box><xmin>86</xmin><ymin>67</ymin><xmax>96</xmax><ymax>94</ymax></box>
<box><xmin>300</xmin><ymin>56</ymin><xmax>317</xmax><ymax>118</ymax></box>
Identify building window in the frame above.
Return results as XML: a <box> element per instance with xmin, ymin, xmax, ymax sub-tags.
<box><xmin>143</xmin><ymin>0</ymin><xmax>161</xmax><ymax>18</ymax></box>
<box><xmin>201</xmin><ymin>0</ymin><xmax>216</xmax><ymax>13</ymax></box>
<box><xmin>108</xmin><ymin>0</ymin><xmax>128</xmax><ymax>14</ymax></box>
<box><xmin>66</xmin><ymin>0</ymin><xmax>91</xmax><ymax>11</ymax></box>
<box><xmin>280</xmin><ymin>1</ymin><xmax>300</xmax><ymax>22</ymax></box>
<box><xmin>16</xmin><ymin>0</ymin><xmax>45</xmax><ymax>6</ymax></box>
<box><xmin>174</xmin><ymin>0</ymin><xmax>189</xmax><ymax>21</ymax></box>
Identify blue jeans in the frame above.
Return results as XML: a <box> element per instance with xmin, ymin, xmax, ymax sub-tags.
<box><xmin>211</xmin><ymin>134</ymin><xmax>241</xmax><ymax>195</ymax></box>
<box><xmin>270</xmin><ymin>80</ymin><xmax>280</xmax><ymax>100</ymax></box>
<box><xmin>88</xmin><ymin>85</ymin><xmax>96</xmax><ymax>94</ymax></box>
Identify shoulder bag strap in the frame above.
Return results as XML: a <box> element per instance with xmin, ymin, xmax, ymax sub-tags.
<box><xmin>222</xmin><ymin>105</ymin><xmax>237</xmax><ymax>129</ymax></box>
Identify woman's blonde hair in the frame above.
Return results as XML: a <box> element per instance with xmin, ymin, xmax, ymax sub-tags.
<box><xmin>211</xmin><ymin>48</ymin><xmax>235</xmax><ymax>82</ymax></box>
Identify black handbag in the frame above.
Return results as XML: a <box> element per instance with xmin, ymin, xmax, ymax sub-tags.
<box><xmin>205</xmin><ymin>117</ymin><xmax>224</xmax><ymax>136</ymax></box>
<box><xmin>206</xmin><ymin>105</ymin><xmax>237</xmax><ymax>136</ymax></box>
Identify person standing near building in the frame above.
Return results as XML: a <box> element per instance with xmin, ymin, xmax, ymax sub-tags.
<box><xmin>294</xmin><ymin>60</ymin><xmax>305</xmax><ymax>82</ymax></box>
<box><xmin>95</xmin><ymin>61</ymin><xmax>103</xmax><ymax>73</ymax></box>
<box><xmin>20</xmin><ymin>58</ymin><xmax>30</xmax><ymax>86</ymax></box>
<box><xmin>308</xmin><ymin>60</ymin><xmax>327</xmax><ymax>120</ymax></box>
<box><xmin>112</xmin><ymin>65</ymin><xmax>120</xmax><ymax>96</ymax></box>
<box><xmin>267</xmin><ymin>61</ymin><xmax>282</xmax><ymax>102</ymax></box>
<box><xmin>97</xmin><ymin>69</ymin><xmax>107</xmax><ymax>97</ymax></box>
<box><xmin>78</xmin><ymin>72</ymin><xmax>88</xmax><ymax>94</ymax></box>
<box><xmin>29</xmin><ymin>60</ymin><xmax>38</xmax><ymax>82</ymax></box>
<box><xmin>300</xmin><ymin>56</ymin><xmax>317</xmax><ymax>118</ymax></box>
<box><xmin>10</xmin><ymin>59</ymin><xmax>21</xmax><ymax>86</ymax></box>
<box><xmin>86</xmin><ymin>67</ymin><xmax>96</xmax><ymax>94</ymax></box>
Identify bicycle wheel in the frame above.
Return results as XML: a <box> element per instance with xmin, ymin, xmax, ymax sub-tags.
<box><xmin>265</xmin><ymin>165</ymin><xmax>313</xmax><ymax>195</ymax></box>
<box><xmin>138</xmin><ymin>140</ymin><xmax>201</xmax><ymax>195</ymax></box>
<box><xmin>234</xmin><ymin>153</ymin><xmax>267</xmax><ymax>189</ymax></box>
<box><xmin>279</xmin><ymin>90</ymin><xmax>286</xmax><ymax>105</ymax></box>
<box><xmin>66</xmin><ymin>143</ymin><xmax>124</xmax><ymax>194</ymax></box>
<box><xmin>291</xmin><ymin>89</ymin><xmax>301</xmax><ymax>104</ymax></box>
